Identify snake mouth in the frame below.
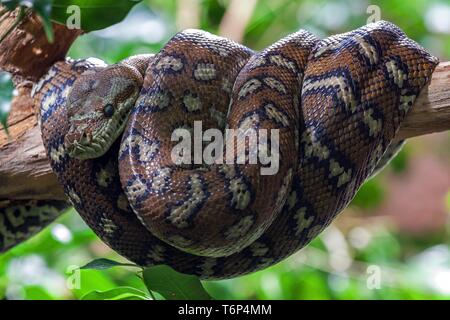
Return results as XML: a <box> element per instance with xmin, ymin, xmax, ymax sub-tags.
<box><xmin>66</xmin><ymin>136</ymin><xmax>108</xmax><ymax>160</ymax></box>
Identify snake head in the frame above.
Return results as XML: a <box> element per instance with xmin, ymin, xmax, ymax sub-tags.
<box><xmin>64</xmin><ymin>64</ymin><xmax>143</xmax><ymax>160</ymax></box>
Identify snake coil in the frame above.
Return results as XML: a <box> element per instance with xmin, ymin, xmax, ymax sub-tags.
<box><xmin>17</xmin><ymin>21</ymin><xmax>438</xmax><ymax>279</ymax></box>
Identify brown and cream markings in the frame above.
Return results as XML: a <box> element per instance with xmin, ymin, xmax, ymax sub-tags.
<box><xmin>1</xmin><ymin>21</ymin><xmax>437</xmax><ymax>279</ymax></box>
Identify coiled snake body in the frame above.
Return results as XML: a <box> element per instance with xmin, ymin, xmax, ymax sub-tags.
<box><xmin>2</xmin><ymin>21</ymin><xmax>438</xmax><ymax>279</ymax></box>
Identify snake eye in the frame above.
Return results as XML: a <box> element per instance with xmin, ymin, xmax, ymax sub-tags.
<box><xmin>103</xmin><ymin>104</ymin><xmax>114</xmax><ymax>118</ymax></box>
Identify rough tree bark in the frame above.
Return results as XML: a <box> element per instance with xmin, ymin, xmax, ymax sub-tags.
<box><xmin>0</xmin><ymin>8</ymin><xmax>449</xmax><ymax>207</ymax></box>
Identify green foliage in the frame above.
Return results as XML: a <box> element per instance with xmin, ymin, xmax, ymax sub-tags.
<box><xmin>76</xmin><ymin>260</ymin><xmax>212</xmax><ymax>300</ymax></box>
<box><xmin>0</xmin><ymin>72</ymin><xmax>13</xmax><ymax>132</ymax></box>
<box><xmin>143</xmin><ymin>265</ymin><xmax>212</xmax><ymax>300</ymax></box>
<box><xmin>51</xmin><ymin>0</ymin><xmax>142</xmax><ymax>32</ymax></box>
<box><xmin>81</xmin><ymin>258</ymin><xmax>138</xmax><ymax>270</ymax></box>
<box><xmin>81</xmin><ymin>287</ymin><xmax>150</xmax><ymax>300</ymax></box>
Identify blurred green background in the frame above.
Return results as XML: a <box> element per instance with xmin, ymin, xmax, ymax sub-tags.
<box><xmin>1</xmin><ymin>0</ymin><xmax>450</xmax><ymax>300</ymax></box>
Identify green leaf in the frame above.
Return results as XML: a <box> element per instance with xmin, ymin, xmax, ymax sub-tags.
<box><xmin>143</xmin><ymin>265</ymin><xmax>213</xmax><ymax>300</ymax></box>
<box><xmin>81</xmin><ymin>287</ymin><xmax>150</xmax><ymax>300</ymax></box>
<box><xmin>1</xmin><ymin>0</ymin><xmax>21</xmax><ymax>11</ymax></box>
<box><xmin>33</xmin><ymin>0</ymin><xmax>54</xmax><ymax>42</ymax></box>
<box><xmin>51</xmin><ymin>0</ymin><xmax>142</xmax><ymax>32</ymax></box>
<box><xmin>0</xmin><ymin>72</ymin><xmax>13</xmax><ymax>132</ymax></box>
<box><xmin>23</xmin><ymin>285</ymin><xmax>55</xmax><ymax>300</ymax></box>
<box><xmin>80</xmin><ymin>258</ymin><xmax>138</xmax><ymax>270</ymax></box>
<box><xmin>1</xmin><ymin>0</ymin><xmax>140</xmax><ymax>42</ymax></box>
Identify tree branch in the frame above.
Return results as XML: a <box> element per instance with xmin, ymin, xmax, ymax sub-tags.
<box><xmin>0</xmin><ymin>7</ymin><xmax>81</xmax><ymax>205</ymax></box>
<box><xmin>0</xmin><ymin>7</ymin><xmax>449</xmax><ymax>204</ymax></box>
<box><xmin>396</xmin><ymin>61</ymin><xmax>450</xmax><ymax>140</ymax></box>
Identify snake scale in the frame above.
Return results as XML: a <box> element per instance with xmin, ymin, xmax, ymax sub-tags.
<box><xmin>1</xmin><ymin>21</ymin><xmax>438</xmax><ymax>280</ymax></box>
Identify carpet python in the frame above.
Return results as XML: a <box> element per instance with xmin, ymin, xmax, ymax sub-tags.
<box><xmin>1</xmin><ymin>21</ymin><xmax>438</xmax><ymax>279</ymax></box>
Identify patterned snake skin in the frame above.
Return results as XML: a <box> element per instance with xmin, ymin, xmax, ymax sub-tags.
<box><xmin>0</xmin><ymin>200</ymin><xmax>67</xmax><ymax>252</ymax></box>
<box><xmin>5</xmin><ymin>21</ymin><xmax>438</xmax><ymax>279</ymax></box>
